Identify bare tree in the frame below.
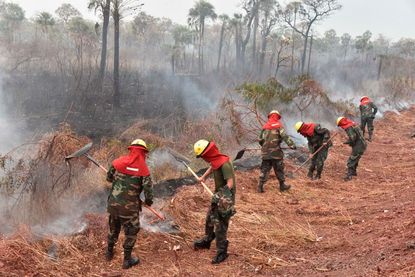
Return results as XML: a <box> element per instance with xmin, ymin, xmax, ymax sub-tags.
<box><xmin>258</xmin><ymin>0</ymin><xmax>280</xmax><ymax>74</ymax></box>
<box><xmin>240</xmin><ymin>0</ymin><xmax>260</xmax><ymax>70</ymax></box>
<box><xmin>111</xmin><ymin>0</ymin><xmax>142</xmax><ymax>107</ymax></box>
<box><xmin>217</xmin><ymin>14</ymin><xmax>229</xmax><ymax>72</ymax></box>
<box><xmin>283</xmin><ymin>0</ymin><xmax>341</xmax><ymax>74</ymax></box>
<box><xmin>88</xmin><ymin>0</ymin><xmax>111</xmax><ymax>92</ymax></box>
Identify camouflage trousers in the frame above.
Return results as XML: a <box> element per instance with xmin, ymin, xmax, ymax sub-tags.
<box><xmin>259</xmin><ymin>159</ymin><xmax>285</xmax><ymax>186</ymax></box>
<box><xmin>203</xmin><ymin>205</ymin><xmax>231</xmax><ymax>252</ymax></box>
<box><xmin>309</xmin><ymin>147</ymin><xmax>328</xmax><ymax>175</ymax></box>
<box><xmin>361</xmin><ymin>117</ymin><xmax>374</xmax><ymax>138</ymax></box>
<box><xmin>347</xmin><ymin>146</ymin><xmax>366</xmax><ymax>175</ymax></box>
<box><xmin>108</xmin><ymin>212</ymin><xmax>140</xmax><ymax>251</ymax></box>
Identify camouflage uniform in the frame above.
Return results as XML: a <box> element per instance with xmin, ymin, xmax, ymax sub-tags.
<box><xmin>194</xmin><ymin>161</ymin><xmax>236</xmax><ymax>263</ymax></box>
<box><xmin>306</xmin><ymin>124</ymin><xmax>332</xmax><ymax>179</ymax></box>
<box><xmin>106</xmin><ymin>165</ymin><xmax>154</xmax><ymax>259</ymax></box>
<box><xmin>343</xmin><ymin>126</ymin><xmax>367</xmax><ymax>179</ymax></box>
<box><xmin>258</xmin><ymin>128</ymin><xmax>296</xmax><ymax>192</ymax></box>
<box><xmin>359</xmin><ymin>102</ymin><xmax>378</xmax><ymax>141</ymax></box>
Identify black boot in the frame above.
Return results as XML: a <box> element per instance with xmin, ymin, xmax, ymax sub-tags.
<box><xmin>314</xmin><ymin>170</ymin><xmax>322</xmax><ymax>180</ymax></box>
<box><xmin>212</xmin><ymin>240</ymin><xmax>229</xmax><ymax>264</ymax></box>
<box><xmin>122</xmin><ymin>249</ymin><xmax>140</xmax><ymax>269</ymax></box>
<box><xmin>279</xmin><ymin>182</ymin><xmax>291</xmax><ymax>192</ymax></box>
<box><xmin>343</xmin><ymin>169</ymin><xmax>353</xmax><ymax>181</ymax></box>
<box><xmin>307</xmin><ymin>169</ymin><xmax>314</xmax><ymax>179</ymax></box>
<box><xmin>105</xmin><ymin>244</ymin><xmax>115</xmax><ymax>261</ymax></box>
<box><xmin>193</xmin><ymin>238</ymin><xmax>212</xmax><ymax>250</ymax></box>
<box><xmin>257</xmin><ymin>181</ymin><xmax>265</xmax><ymax>193</ymax></box>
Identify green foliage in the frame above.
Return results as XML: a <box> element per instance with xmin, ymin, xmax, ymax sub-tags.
<box><xmin>55</xmin><ymin>3</ymin><xmax>81</xmax><ymax>23</ymax></box>
<box><xmin>187</xmin><ymin>0</ymin><xmax>217</xmax><ymax>29</ymax></box>
<box><xmin>236</xmin><ymin>78</ymin><xmax>294</xmax><ymax>111</ymax></box>
<box><xmin>0</xmin><ymin>2</ymin><xmax>25</xmax><ymax>22</ymax></box>
<box><xmin>68</xmin><ymin>17</ymin><xmax>94</xmax><ymax>35</ymax></box>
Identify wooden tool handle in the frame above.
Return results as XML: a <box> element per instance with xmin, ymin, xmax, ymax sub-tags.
<box><xmin>183</xmin><ymin>163</ymin><xmax>214</xmax><ymax>196</ymax></box>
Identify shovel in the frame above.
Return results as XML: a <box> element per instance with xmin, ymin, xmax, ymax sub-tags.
<box><xmin>234</xmin><ymin>146</ymin><xmax>292</xmax><ymax>161</ymax></box>
<box><xmin>167</xmin><ymin>148</ymin><xmax>214</xmax><ymax>196</ymax></box>
<box><xmin>292</xmin><ymin>132</ymin><xmax>339</xmax><ymax>174</ymax></box>
<box><xmin>65</xmin><ymin>143</ymin><xmax>165</xmax><ymax>221</ymax></box>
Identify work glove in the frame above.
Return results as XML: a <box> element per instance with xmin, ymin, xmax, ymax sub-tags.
<box><xmin>145</xmin><ymin>198</ymin><xmax>153</xmax><ymax>206</ymax></box>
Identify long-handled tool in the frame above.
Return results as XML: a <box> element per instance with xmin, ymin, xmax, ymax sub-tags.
<box><xmin>293</xmin><ymin>132</ymin><xmax>339</xmax><ymax>174</ymax></box>
<box><xmin>167</xmin><ymin>149</ymin><xmax>214</xmax><ymax>196</ymax></box>
<box><xmin>234</xmin><ymin>146</ymin><xmax>291</xmax><ymax>161</ymax></box>
<box><xmin>65</xmin><ymin>143</ymin><xmax>165</xmax><ymax>221</ymax></box>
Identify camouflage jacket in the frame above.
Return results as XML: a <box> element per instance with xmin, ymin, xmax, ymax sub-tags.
<box><xmin>212</xmin><ymin>161</ymin><xmax>236</xmax><ymax>218</ymax></box>
<box><xmin>259</xmin><ymin>128</ymin><xmax>296</xmax><ymax>160</ymax></box>
<box><xmin>359</xmin><ymin>102</ymin><xmax>378</xmax><ymax>118</ymax></box>
<box><xmin>344</xmin><ymin>126</ymin><xmax>367</xmax><ymax>151</ymax></box>
<box><xmin>307</xmin><ymin>124</ymin><xmax>331</xmax><ymax>153</ymax></box>
<box><xmin>106</xmin><ymin>165</ymin><xmax>154</xmax><ymax>216</ymax></box>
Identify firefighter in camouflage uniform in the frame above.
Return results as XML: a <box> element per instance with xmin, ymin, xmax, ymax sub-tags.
<box><xmin>193</xmin><ymin>140</ymin><xmax>236</xmax><ymax>264</ymax></box>
<box><xmin>106</xmin><ymin>139</ymin><xmax>154</xmax><ymax>269</ymax></box>
<box><xmin>257</xmin><ymin>110</ymin><xmax>296</xmax><ymax>193</ymax></box>
<box><xmin>336</xmin><ymin>117</ymin><xmax>367</xmax><ymax>181</ymax></box>
<box><xmin>359</xmin><ymin>96</ymin><xmax>378</xmax><ymax>141</ymax></box>
<box><xmin>295</xmin><ymin>121</ymin><xmax>332</xmax><ymax>179</ymax></box>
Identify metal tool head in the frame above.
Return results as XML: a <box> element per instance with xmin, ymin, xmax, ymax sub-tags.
<box><xmin>234</xmin><ymin>149</ymin><xmax>246</xmax><ymax>161</ymax></box>
<box><xmin>167</xmin><ymin>147</ymin><xmax>191</xmax><ymax>164</ymax></box>
<box><xmin>65</xmin><ymin>142</ymin><xmax>93</xmax><ymax>160</ymax></box>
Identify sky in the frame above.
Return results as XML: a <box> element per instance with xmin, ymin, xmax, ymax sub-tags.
<box><xmin>9</xmin><ymin>0</ymin><xmax>415</xmax><ymax>41</ymax></box>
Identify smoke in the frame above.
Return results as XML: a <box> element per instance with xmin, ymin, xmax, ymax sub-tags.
<box><xmin>0</xmin><ymin>73</ymin><xmax>24</xmax><ymax>153</ymax></box>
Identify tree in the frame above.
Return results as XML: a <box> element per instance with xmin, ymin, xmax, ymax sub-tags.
<box><xmin>0</xmin><ymin>2</ymin><xmax>25</xmax><ymax>43</ymax></box>
<box><xmin>171</xmin><ymin>25</ymin><xmax>193</xmax><ymax>72</ymax></box>
<box><xmin>322</xmin><ymin>29</ymin><xmax>339</xmax><ymax>52</ymax></box>
<box><xmin>283</xmin><ymin>0</ymin><xmax>341</xmax><ymax>74</ymax></box>
<box><xmin>240</xmin><ymin>0</ymin><xmax>260</xmax><ymax>70</ymax></box>
<box><xmin>88</xmin><ymin>0</ymin><xmax>111</xmax><ymax>92</ymax></box>
<box><xmin>340</xmin><ymin>32</ymin><xmax>351</xmax><ymax>59</ymax></box>
<box><xmin>286</xmin><ymin>1</ymin><xmax>301</xmax><ymax>74</ymax></box>
<box><xmin>392</xmin><ymin>38</ymin><xmax>415</xmax><ymax>58</ymax></box>
<box><xmin>258</xmin><ymin>0</ymin><xmax>281</xmax><ymax>74</ymax></box>
<box><xmin>35</xmin><ymin>12</ymin><xmax>55</xmax><ymax>33</ymax></box>
<box><xmin>269</xmin><ymin>33</ymin><xmax>290</xmax><ymax>77</ymax></box>
<box><xmin>55</xmin><ymin>3</ymin><xmax>81</xmax><ymax>24</ymax></box>
<box><xmin>187</xmin><ymin>0</ymin><xmax>217</xmax><ymax>74</ymax></box>
<box><xmin>111</xmin><ymin>0</ymin><xmax>142</xmax><ymax>107</ymax></box>
<box><xmin>355</xmin><ymin>30</ymin><xmax>372</xmax><ymax>62</ymax></box>
<box><xmin>217</xmin><ymin>14</ymin><xmax>229</xmax><ymax>72</ymax></box>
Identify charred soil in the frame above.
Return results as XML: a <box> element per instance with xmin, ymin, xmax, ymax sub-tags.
<box><xmin>1</xmin><ymin>108</ymin><xmax>415</xmax><ymax>276</ymax></box>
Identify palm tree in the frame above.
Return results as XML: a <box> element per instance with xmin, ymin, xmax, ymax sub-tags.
<box><xmin>35</xmin><ymin>12</ymin><xmax>55</xmax><ymax>34</ymax></box>
<box><xmin>217</xmin><ymin>14</ymin><xmax>229</xmax><ymax>72</ymax></box>
<box><xmin>111</xmin><ymin>0</ymin><xmax>142</xmax><ymax>108</ymax></box>
<box><xmin>88</xmin><ymin>0</ymin><xmax>111</xmax><ymax>92</ymax></box>
<box><xmin>188</xmin><ymin>0</ymin><xmax>217</xmax><ymax>75</ymax></box>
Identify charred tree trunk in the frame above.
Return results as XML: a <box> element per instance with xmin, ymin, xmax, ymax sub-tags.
<box><xmin>307</xmin><ymin>35</ymin><xmax>313</xmax><ymax>75</ymax></box>
<box><xmin>98</xmin><ymin>0</ymin><xmax>110</xmax><ymax>92</ymax></box>
<box><xmin>217</xmin><ymin>21</ymin><xmax>226</xmax><ymax>72</ymax></box>
<box><xmin>252</xmin><ymin>9</ymin><xmax>259</xmax><ymax>71</ymax></box>
<box><xmin>113</xmin><ymin>8</ymin><xmax>120</xmax><ymax>108</ymax></box>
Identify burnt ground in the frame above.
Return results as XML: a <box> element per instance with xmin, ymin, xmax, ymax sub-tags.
<box><xmin>1</xmin><ymin>107</ymin><xmax>415</xmax><ymax>276</ymax></box>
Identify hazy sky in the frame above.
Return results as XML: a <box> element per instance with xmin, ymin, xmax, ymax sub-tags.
<box><xmin>10</xmin><ymin>0</ymin><xmax>415</xmax><ymax>41</ymax></box>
